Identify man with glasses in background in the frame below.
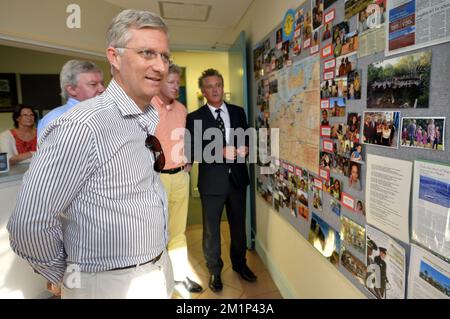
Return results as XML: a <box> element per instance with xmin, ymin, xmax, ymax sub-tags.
<box><xmin>8</xmin><ymin>9</ymin><xmax>173</xmax><ymax>299</ymax></box>
<box><xmin>152</xmin><ymin>63</ymin><xmax>203</xmax><ymax>295</ymax></box>
<box><xmin>37</xmin><ymin>59</ymin><xmax>105</xmax><ymax>138</ymax></box>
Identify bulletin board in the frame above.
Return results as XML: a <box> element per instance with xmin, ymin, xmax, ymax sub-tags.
<box><xmin>252</xmin><ymin>0</ymin><xmax>450</xmax><ymax>299</ymax></box>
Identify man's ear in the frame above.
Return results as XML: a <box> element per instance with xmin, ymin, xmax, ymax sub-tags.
<box><xmin>106</xmin><ymin>47</ymin><xmax>120</xmax><ymax>71</ymax></box>
<box><xmin>65</xmin><ymin>84</ymin><xmax>77</xmax><ymax>98</ymax></box>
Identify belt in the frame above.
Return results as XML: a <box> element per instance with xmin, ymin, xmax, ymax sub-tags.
<box><xmin>109</xmin><ymin>251</ymin><xmax>163</xmax><ymax>271</ymax></box>
<box><xmin>160</xmin><ymin>166</ymin><xmax>184</xmax><ymax>174</ymax></box>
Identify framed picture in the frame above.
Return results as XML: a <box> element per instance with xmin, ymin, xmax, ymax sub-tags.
<box><xmin>0</xmin><ymin>73</ymin><xmax>18</xmax><ymax>109</ymax></box>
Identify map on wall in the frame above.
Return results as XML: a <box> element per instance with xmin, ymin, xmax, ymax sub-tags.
<box><xmin>269</xmin><ymin>55</ymin><xmax>321</xmax><ymax>173</ymax></box>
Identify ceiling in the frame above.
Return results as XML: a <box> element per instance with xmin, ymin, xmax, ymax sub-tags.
<box><xmin>103</xmin><ymin>0</ymin><xmax>254</xmax><ymax>50</ymax></box>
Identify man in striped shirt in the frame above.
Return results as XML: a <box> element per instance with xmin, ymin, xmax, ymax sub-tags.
<box><xmin>8</xmin><ymin>9</ymin><xmax>174</xmax><ymax>299</ymax></box>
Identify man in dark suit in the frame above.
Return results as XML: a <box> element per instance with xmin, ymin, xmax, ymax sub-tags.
<box><xmin>185</xmin><ymin>68</ymin><xmax>257</xmax><ymax>292</ymax></box>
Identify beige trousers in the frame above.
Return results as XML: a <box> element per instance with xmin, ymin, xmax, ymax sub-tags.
<box><xmin>159</xmin><ymin>171</ymin><xmax>190</xmax><ymax>282</ymax></box>
<box><xmin>61</xmin><ymin>250</ymin><xmax>174</xmax><ymax>299</ymax></box>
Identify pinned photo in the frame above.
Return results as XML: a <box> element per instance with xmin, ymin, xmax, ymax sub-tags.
<box><xmin>347</xmin><ymin>69</ymin><xmax>362</xmax><ymax>100</ymax></box>
<box><xmin>330</xmin><ymin>97</ymin><xmax>346</xmax><ymax>117</ymax></box>
<box><xmin>309</xmin><ymin>213</ymin><xmax>341</xmax><ymax>268</ymax></box>
<box><xmin>335</xmin><ymin>52</ymin><xmax>357</xmax><ymax>77</ymax></box>
<box><xmin>367</xmin><ymin>51</ymin><xmax>432</xmax><ymax>108</ymax></box>
<box><xmin>363</xmin><ymin>111</ymin><xmax>401</xmax><ymax>149</ymax></box>
<box><xmin>401</xmin><ymin>117</ymin><xmax>445</xmax><ymax>151</ymax></box>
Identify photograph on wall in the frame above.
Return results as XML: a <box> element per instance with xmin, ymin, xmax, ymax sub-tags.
<box><xmin>313</xmin><ymin>187</ymin><xmax>323</xmax><ymax>211</ymax></box>
<box><xmin>347</xmin><ymin>69</ymin><xmax>362</xmax><ymax>100</ymax></box>
<box><xmin>347</xmin><ymin>161</ymin><xmax>362</xmax><ymax>191</ymax></box>
<box><xmin>309</xmin><ymin>212</ymin><xmax>341</xmax><ymax>268</ymax></box>
<box><xmin>330</xmin><ymin>198</ymin><xmax>341</xmax><ymax>216</ymax></box>
<box><xmin>354</xmin><ymin>198</ymin><xmax>366</xmax><ymax>216</ymax></box>
<box><xmin>340</xmin><ymin>215</ymin><xmax>366</xmax><ymax>255</ymax></box>
<box><xmin>332</xmin><ymin>21</ymin><xmax>350</xmax><ymax>57</ymax></box>
<box><xmin>312</xmin><ymin>0</ymin><xmax>324</xmax><ymax>30</ymax></box>
<box><xmin>321</xmin><ymin>109</ymin><xmax>330</xmax><ymax>126</ymax></box>
<box><xmin>341</xmin><ymin>246</ymin><xmax>367</xmax><ymax>285</ymax></box>
<box><xmin>335</xmin><ymin>52</ymin><xmax>357</xmax><ymax>77</ymax></box>
<box><xmin>365</xmin><ymin>225</ymin><xmax>406</xmax><ymax>299</ymax></box>
<box><xmin>322</xmin><ymin>22</ymin><xmax>332</xmax><ymax>41</ymax></box>
<box><xmin>357</xmin><ymin>0</ymin><xmax>386</xmax><ymax>34</ymax></box>
<box><xmin>311</xmin><ymin>29</ymin><xmax>320</xmax><ymax>54</ymax></box>
<box><xmin>0</xmin><ymin>73</ymin><xmax>18</xmax><ymax>107</ymax></box>
<box><xmin>321</xmin><ymin>80</ymin><xmax>334</xmax><ymax>98</ymax></box>
<box><xmin>350</xmin><ymin>143</ymin><xmax>363</xmax><ymax>163</ymax></box>
<box><xmin>331</xmin><ymin>122</ymin><xmax>347</xmax><ymax>140</ymax></box>
<box><xmin>362</xmin><ymin>111</ymin><xmax>400</xmax><ymax>149</ymax></box>
<box><xmin>412</xmin><ymin>160</ymin><xmax>450</xmax><ymax>260</ymax></box>
<box><xmin>344</xmin><ymin>0</ymin><xmax>374</xmax><ymax>19</ymax></box>
<box><xmin>336</xmin><ymin>136</ymin><xmax>352</xmax><ymax>158</ymax></box>
<box><xmin>331</xmin><ymin>154</ymin><xmax>349</xmax><ymax>176</ymax></box>
<box><xmin>347</xmin><ymin>112</ymin><xmax>361</xmax><ymax>143</ymax></box>
<box><xmin>335</xmin><ymin>77</ymin><xmax>348</xmax><ymax>99</ymax></box>
<box><xmin>330</xmin><ymin>96</ymin><xmax>346</xmax><ymax>116</ymax></box>
<box><xmin>367</xmin><ymin>51</ymin><xmax>432</xmax><ymax>108</ymax></box>
<box><xmin>330</xmin><ymin>177</ymin><xmax>342</xmax><ymax>201</ymax></box>
<box><xmin>400</xmin><ymin>117</ymin><xmax>445</xmax><ymax>151</ymax></box>
<box><xmin>407</xmin><ymin>244</ymin><xmax>450</xmax><ymax>299</ymax></box>
<box><xmin>320</xmin><ymin>151</ymin><xmax>331</xmax><ymax>170</ymax></box>
<box><xmin>303</xmin><ymin>10</ymin><xmax>313</xmax><ymax>48</ymax></box>
<box><xmin>341</xmin><ymin>30</ymin><xmax>359</xmax><ymax>56</ymax></box>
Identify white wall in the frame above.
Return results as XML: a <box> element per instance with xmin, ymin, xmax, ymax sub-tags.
<box><xmin>230</xmin><ymin>0</ymin><xmax>366</xmax><ymax>298</ymax></box>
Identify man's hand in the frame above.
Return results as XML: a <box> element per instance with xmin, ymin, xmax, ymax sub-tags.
<box><xmin>47</xmin><ymin>281</ymin><xmax>61</xmax><ymax>297</ymax></box>
<box><xmin>236</xmin><ymin>146</ymin><xmax>249</xmax><ymax>158</ymax></box>
<box><xmin>184</xmin><ymin>163</ymin><xmax>192</xmax><ymax>173</ymax></box>
<box><xmin>223</xmin><ymin>146</ymin><xmax>237</xmax><ymax>160</ymax></box>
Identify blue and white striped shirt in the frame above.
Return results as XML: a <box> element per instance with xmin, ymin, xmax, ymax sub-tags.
<box><xmin>7</xmin><ymin>79</ymin><xmax>168</xmax><ymax>284</ymax></box>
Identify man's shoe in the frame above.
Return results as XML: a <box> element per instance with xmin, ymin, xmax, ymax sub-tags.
<box><xmin>182</xmin><ymin>277</ymin><xmax>203</xmax><ymax>293</ymax></box>
<box><xmin>209</xmin><ymin>274</ymin><xmax>223</xmax><ymax>292</ymax></box>
<box><xmin>233</xmin><ymin>265</ymin><xmax>257</xmax><ymax>282</ymax></box>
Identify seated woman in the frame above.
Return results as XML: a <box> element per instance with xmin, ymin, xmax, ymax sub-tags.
<box><xmin>0</xmin><ymin>105</ymin><xmax>37</xmax><ymax>166</ymax></box>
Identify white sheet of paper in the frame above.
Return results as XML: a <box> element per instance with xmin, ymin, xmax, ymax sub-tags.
<box><xmin>366</xmin><ymin>154</ymin><xmax>412</xmax><ymax>243</ymax></box>
<box><xmin>412</xmin><ymin>160</ymin><xmax>450</xmax><ymax>260</ymax></box>
<box><xmin>407</xmin><ymin>244</ymin><xmax>450</xmax><ymax>299</ymax></box>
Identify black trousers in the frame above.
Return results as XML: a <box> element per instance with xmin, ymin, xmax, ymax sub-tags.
<box><xmin>200</xmin><ymin>185</ymin><xmax>247</xmax><ymax>275</ymax></box>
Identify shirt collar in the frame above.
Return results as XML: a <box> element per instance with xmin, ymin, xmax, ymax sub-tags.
<box><xmin>66</xmin><ymin>97</ymin><xmax>79</xmax><ymax>107</ymax></box>
<box><xmin>106</xmin><ymin>79</ymin><xmax>153</xmax><ymax>117</ymax></box>
<box><xmin>152</xmin><ymin>95</ymin><xmax>174</xmax><ymax>112</ymax></box>
<box><xmin>207</xmin><ymin>102</ymin><xmax>227</xmax><ymax>115</ymax></box>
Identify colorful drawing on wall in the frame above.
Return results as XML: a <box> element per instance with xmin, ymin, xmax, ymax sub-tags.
<box><xmin>367</xmin><ymin>51</ymin><xmax>432</xmax><ymax>108</ymax></box>
<box><xmin>282</xmin><ymin>9</ymin><xmax>296</xmax><ymax>41</ymax></box>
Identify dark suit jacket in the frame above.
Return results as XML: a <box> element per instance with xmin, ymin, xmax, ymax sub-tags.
<box><xmin>186</xmin><ymin>103</ymin><xmax>250</xmax><ymax>195</ymax></box>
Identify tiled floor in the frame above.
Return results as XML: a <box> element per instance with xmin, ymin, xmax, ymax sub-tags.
<box><xmin>173</xmin><ymin>222</ymin><xmax>283</xmax><ymax>299</ymax></box>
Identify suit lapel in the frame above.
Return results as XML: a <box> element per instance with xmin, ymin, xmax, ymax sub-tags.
<box><xmin>226</xmin><ymin>103</ymin><xmax>238</xmax><ymax>129</ymax></box>
<box><xmin>200</xmin><ymin>104</ymin><xmax>219</xmax><ymax>129</ymax></box>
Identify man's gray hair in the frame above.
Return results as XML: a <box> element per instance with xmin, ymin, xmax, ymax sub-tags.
<box><xmin>106</xmin><ymin>9</ymin><xmax>168</xmax><ymax>49</ymax></box>
<box><xmin>168</xmin><ymin>63</ymin><xmax>182</xmax><ymax>76</ymax></box>
<box><xmin>60</xmin><ymin>60</ymin><xmax>103</xmax><ymax>100</ymax></box>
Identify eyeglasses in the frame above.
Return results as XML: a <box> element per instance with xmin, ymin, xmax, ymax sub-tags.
<box><xmin>145</xmin><ymin>134</ymin><xmax>166</xmax><ymax>172</ymax></box>
<box><xmin>116</xmin><ymin>47</ymin><xmax>171</xmax><ymax>64</ymax></box>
